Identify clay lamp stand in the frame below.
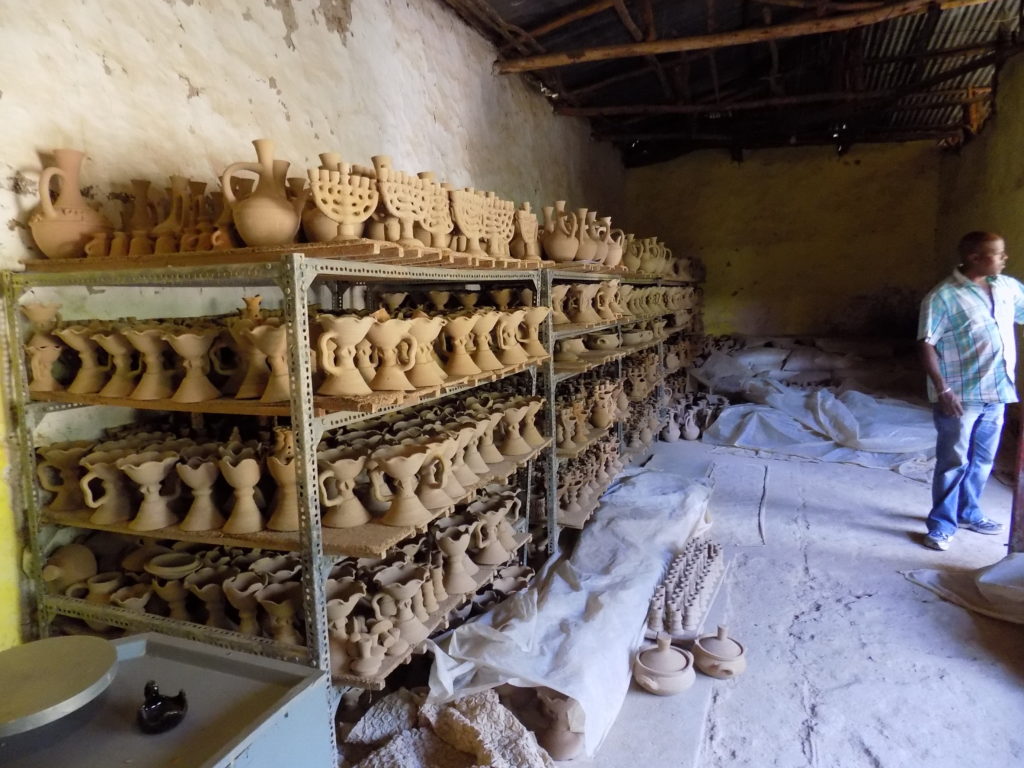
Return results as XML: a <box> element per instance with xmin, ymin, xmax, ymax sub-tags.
<box><xmin>499</xmin><ymin>405</ymin><xmax>533</xmax><ymax>457</ymax></box>
<box><xmin>326</xmin><ymin>581</ymin><xmax>367</xmax><ymax>676</ymax></box>
<box><xmin>36</xmin><ymin>441</ymin><xmax>93</xmax><ymax>512</ymax></box>
<box><xmin>55</xmin><ymin>325</ymin><xmax>110</xmax><ymax>394</ymax></box>
<box><xmin>90</xmin><ymin>331</ymin><xmax>139</xmax><ymax>397</ymax></box>
<box><xmin>494</xmin><ymin>309</ymin><xmax>529</xmax><ymax>366</ymax></box>
<box><xmin>174</xmin><ymin>456</ymin><xmax>224</xmax><ymax>531</ymax></box>
<box><xmin>406</xmin><ymin>313</ymin><xmax>448</xmax><ymax>388</ymax></box>
<box><xmin>365</xmin><ymin>310</ymin><xmax>419</xmax><ymax>391</ymax></box>
<box><xmin>470</xmin><ymin>507</ymin><xmax>511</xmax><ymax>566</ymax></box>
<box><xmin>318</xmin><ymin>452</ymin><xmax>372</xmax><ymax>528</ymax></box>
<box><xmin>550</xmin><ymin>285</ymin><xmax>571</xmax><ymax>325</ymax></box>
<box><xmin>226</xmin><ymin>313</ymin><xmax>269</xmax><ymax>400</ymax></box>
<box><xmin>633</xmin><ymin>633</ymin><xmax>696</xmax><ymax>695</ymax></box>
<box><xmin>224</xmin><ymin>572</ymin><xmax>264</xmax><ymax>636</ymax></box>
<box><xmin>162</xmin><ymin>327</ymin><xmax>222</xmax><ymax>403</ymax></box>
<box><xmin>450</xmin><ymin>427</ymin><xmax>483</xmax><ymax>488</ymax></box>
<box><xmin>21</xmin><ymin>303</ymin><xmax>64</xmax><ymax>393</ymax></box>
<box><xmin>246</xmin><ymin>321</ymin><xmax>291</xmax><ymax>402</ymax></box>
<box><xmin>469</xmin><ymin>310</ymin><xmax>503</xmax><ymax>372</ymax></box>
<box><xmin>380</xmin><ymin>291</ymin><xmax>408</xmax><ymax>313</ymax></box>
<box><xmin>218</xmin><ymin>454</ymin><xmax>264</xmax><ymax>533</ymax></box>
<box><xmin>693</xmin><ymin>625</ymin><xmax>747</xmax><ymax>679</ymax></box>
<box><xmin>415</xmin><ymin>445</ymin><xmax>456</xmax><ymax>510</ymax></box>
<box><xmin>373</xmin><ymin>155</ymin><xmax>428</xmax><ymax>248</ymax></box>
<box><xmin>520</xmin><ymin>398</ymin><xmax>547</xmax><ymax>448</ymax></box>
<box><xmin>256</xmin><ymin>582</ymin><xmax>303</xmax><ymax>646</ymax></box>
<box><xmin>78</xmin><ymin>571</ymin><xmax>122</xmax><ymax>631</ymax></box>
<box><xmin>475</xmin><ymin>411</ymin><xmax>506</xmax><ymax>466</ymax></box>
<box><xmin>316</xmin><ymin>314</ymin><xmax>376</xmax><ymax>396</ymax></box>
<box><xmin>427</xmin><ymin>291</ymin><xmax>450</xmax><ymax>312</ymax></box>
<box><xmin>150</xmin><ymin>575</ymin><xmax>192</xmax><ymax>623</ymax></box>
<box><xmin>437</xmin><ymin>525</ymin><xmax>479</xmax><ymax>595</ymax></box>
<box><xmin>124</xmin><ymin>327</ymin><xmax>175</xmax><ymax>401</ymax></box>
<box><xmin>435</xmin><ymin>435</ymin><xmax>470</xmax><ymax>499</ymax></box>
<box><xmin>80</xmin><ymin>450</ymin><xmax>133</xmax><ymax>524</ymax></box>
<box><xmin>266</xmin><ymin>454</ymin><xmax>299</xmax><ymax>531</ymax></box>
<box><xmin>488</xmin><ymin>288</ymin><xmax>513</xmax><ymax>310</ymax></box>
<box><xmin>520</xmin><ymin>306</ymin><xmax>551</xmax><ymax>358</ymax></box>
<box><xmin>369</xmin><ymin>445</ymin><xmax>433</xmax><ymax>527</ymax></box>
<box><xmin>184</xmin><ymin>567</ymin><xmax>235</xmax><ymax>630</ymax></box>
<box><xmin>441</xmin><ymin>315</ymin><xmax>482</xmax><ymax>377</ymax></box>
<box><xmin>117</xmin><ymin>451</ymin><xmax>180</xmax><ymax>531</ymax></box>
<box><xmin>348</xmin><ymin>620</ymin><xmax>396</xmax><ymax>676</ymax></box>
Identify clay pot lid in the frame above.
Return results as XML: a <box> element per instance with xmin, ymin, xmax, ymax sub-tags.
<box><xmin>696</xmin><ymin>625</ymin><xmax>744</xmax><ymax>659</ymax></box>
<box><xmin>637</xmin><ymin>633</ymin><xmax>691</xmax><ymax>674</ymax></box>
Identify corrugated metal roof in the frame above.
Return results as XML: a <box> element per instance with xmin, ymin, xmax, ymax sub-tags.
<box><xmin>441</xmin><ymin>0</ymin><xmax>1022</xmax><ymax>163</ymax></box>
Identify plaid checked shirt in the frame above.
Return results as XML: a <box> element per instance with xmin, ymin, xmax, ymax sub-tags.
<box><xmin>918</xmin><ymin>268</ymin><xmax>1024</xmax><ymax>404</ymax></box>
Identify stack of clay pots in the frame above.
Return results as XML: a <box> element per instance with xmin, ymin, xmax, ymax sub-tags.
<box><xmin>645</xmin><ymin>537</ymin><xmax>725</xmax><ymax>638</ymax></box>
<box><xmin>19</xmin><ymin>290</ymin><xmax>552</xmax><ymax>404</ymax></box>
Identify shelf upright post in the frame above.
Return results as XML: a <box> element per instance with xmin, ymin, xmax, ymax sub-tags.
<box><xmin>1</xmin><ymin>271</ymin><xmax>50</xmax><ymax>639</ymax></box>
<box><xmin>539</xmin><ymin>269</ymin><xmax>558</xmax><ymax>554</ymax></box>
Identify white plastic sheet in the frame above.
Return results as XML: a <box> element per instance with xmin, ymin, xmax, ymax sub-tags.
<box><xmin>697</xmin><ymin>352</ymin><xmax>936</xmax><ymax>474</ymax></box>
<box><xmin>427</xmin><ymin>470</ymin><xmax>712</xmax><ymax>757</ymax></box>
<box><xmin>903</xmin><ymin>554</ymin><xmax>1024</xmax><ymax>624</ymax></box>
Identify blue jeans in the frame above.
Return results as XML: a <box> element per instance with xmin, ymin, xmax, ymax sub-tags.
<box><xmin>927</xmin><ymin>403</ymin><xmax>1005</xmax><ymax>536</ymax></box>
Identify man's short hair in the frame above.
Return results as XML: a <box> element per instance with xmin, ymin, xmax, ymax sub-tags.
<box><xmin>958</xmin><ymin>231</ymin><xmax>1003</xmax><ymax>260</ymax></box>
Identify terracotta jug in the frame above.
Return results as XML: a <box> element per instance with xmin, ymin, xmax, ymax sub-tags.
<box><xmin>29</xmin><ymin>149</ymin><xmax>112</xmax><ymax>259</ymax></box>
<box><xmin>540</xmin><ymin>201</ymin><xmax>579</xmax><ymax>262</ymax></box>
<box><xmin>221</xmin><ymin>139</ymin><xmax>302</xmax><ymax>246</ymax></box>
<box><xmin>317</xmin><ymin>313</ymin><xmax>376</xmax><ymax>396</ymax></box>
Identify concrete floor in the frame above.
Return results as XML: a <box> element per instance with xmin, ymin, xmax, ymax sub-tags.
<box><xmin>589</xmin><ymin>441</ymin><xmax>1024</xmax><ymax>768</ymax></box>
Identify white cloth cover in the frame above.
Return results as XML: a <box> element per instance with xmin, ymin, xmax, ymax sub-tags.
<box><xmin>427</xmin><ymin>470</ymin><xmax>712</xmax><ymax>757</ymax></box>
<box><xmin>903</xmin><ymin>554</ymin><xmax>1024</xmax><ymax>624</ymax></box>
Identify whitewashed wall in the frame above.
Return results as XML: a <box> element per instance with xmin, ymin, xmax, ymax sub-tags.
<box><xmin>0</xmin><ymin>0</ymin><xmax>625</xmax><ymax>270</ymax></box>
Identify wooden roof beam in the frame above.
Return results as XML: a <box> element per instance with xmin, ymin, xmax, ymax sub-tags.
<box><xmin>612</xmin><ymin>0</ymin><xmax>674</xmax><ymax>98</ymax></box>
<box><xmin>499</xmin><ymin>0</ymin><xmax>616</xmax><ymax>53</ymax></box>
<box><xmin>496</xmin><ymin>0</ymin><xmax>996</xmax><ymax>73</ymax></box>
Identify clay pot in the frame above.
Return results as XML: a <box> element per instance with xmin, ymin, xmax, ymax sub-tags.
<box><xmin>221</xmin><ymin>139</ymin><xmax>302</xmax><ymax>246</ymax></box>
<box><xmin>633</xmin><ymin>633</ymin><xmax>696</xmax><ymax>695</ymax></box>
<box><xmin>124</xmin><ymin>328</ymin><xmax>174</xmax><ymax>401</ymax></box>
<box><xmin>246</xmin><ymin>321</ymin><xmax>290</xmax><ymax>402</ymax></box>
<box><xmin>176</xmin><ymin>457</ymin><xmax>224</xmax><ymax>531</ymax></box>
<box><xmin>218</xmin><ymin>454</ymin><xmax>264</xmax><ymax>533</ymax></box>
<box><xmin>317</xmin><ymin>314</ymin><xmax>376</xmax><ymax>396</ymax></box>
<box><xmin>91</xmin><ymin>331</ymin><xmax>140</xmax><ymax>397</ymax></box>
<box><xmin>536</xmin><ymin>693</ymin><xmax>584</xmax><ymax>762</ymax></box>
<box><xmin>145</xmin><ymin>552</ymin><xmax>201</xmax><ymax>580</ymax></box>
<box><xmin>365</xmin><ymin>311</ymin><xmax>418</xmax><ymax>391</ymax></box>
<box><xmin>80</xmin><ymin>451</ymin><xmax>132</xmax><ymax>524</ymax></box>
<box><xmin>29</xmin><ymin>149</ymin><xmax>112</xmax><ymax>259</ymax></box>
<box><xmin>574</xmin><ymin>209</ymin><xmax>598</xmax><ymax>262</ymax></box>
<box><xmin>110</xmin><ymin>583</ymin><xmax>152</xmax><ymax>614</ymax></box>
<box><xmin>117</xmin><ymin>451</ymin><xmax>180</xmax><ymax>531</ymax></box>
<box><xmin>319</xmin><ymin>452</ymin><xmax>371</xmax><ymax>528</ymax></box>
<box><xmin>224</xmin><ymin>572</ymin><xmax>264</xmax><ymax>636</ymax></box>
<box><xmin>36</xmin><ymin>441</ymin><xmax>93</xmax><ymax>512</ymax></box>
<box><xmin>162</xmin><ymin>327</ymin><xmax>222</xmax><ymax>403</ymax></box>
<box><xmin>693</xmin><ymin>625</ymin><xmax>747</xmax><ymax>679</ymax></box>
<box><xmin>257</xmin><ymin>582</ymin><xmax>303</xmax><ymax>645</ymax></box>
<box><xmin>82</xmin><ymin>571</ymin><xmax>122</xmax><ymax>630</ymax></box>
<box><xmin>55</xmin><ymin>325</ymin><xmax>110</xmax><ymax>394</ymax></box>
<box><xmin>370</xmin><ymin>445</ymin><xmax>432</xmax><ymax>527</ymax></box>
<box><xmin>540</xmin><ymin>201</ymin><xmax>579</xmax><ymax>262</ymax></box>
<box><xmin>41</xmin><ymin>543</ymin><xmax>97</xmax><ymax>594</ymax></box>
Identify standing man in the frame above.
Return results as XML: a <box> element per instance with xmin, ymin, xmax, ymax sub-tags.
<box><xmin>918</xmin><ymin>232</ymin><xmax>1024</xmax><ymax>550</ymax></box>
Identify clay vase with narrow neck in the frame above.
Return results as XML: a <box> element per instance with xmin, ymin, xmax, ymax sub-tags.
<box><xmin>219</xmin><ymin>454</ymin><xmax>264</xmax><ymax>533</ymax></box>
<box><xmin>176</xmin><ymin>456</ymin><xmax>224</xmax><ymax>531</ymax></box>
<box><xmin>117</xmin><ymin>451</ymin><xmax>180</xmax><ymax>531</ymax></box>
<box><xmin>266</xmin><ymin>455</ymin><xmax>299</xmax><ymax>531</ymax></box>
<box><xmin>370</xmin><ymin>445</ymin><xmax>432</xmax><ymax>527</ymax></box>
<box><xmin>162</xmin><ymin>326</ymin><xmax>221</xmax><ymax>402</ymax></box>
<box><xmin>365</xmin><ymin>311</ymin><xmax>418</xmax><ymax>391</ymax></box>
<box><xmin>221</xmin><ymin>139</ymin><xmax>301</xmax><ymax>246</ymax></box>
<box><xmin>574</xmin><ymin>209</ymin><xmax>598</xmax><ymax>262</ymax></box>
<box><xmin>246</xmin><ymin>321</ymin><xmax>290</xmax><ymax>402</ymax></box>
<box><xmin>494</xmin><ymin>309</ymin><xmax>529</xmax><ymax>366</ymax></box>
<box><xmin>124</xmin><ymin>328</ymin><xmax>174</xmax><ymax>400</ymax></box>
<box><xmin>519</xmin><ymin>306</ymin><xmax>550</xmax><ymax>358</ymax></box>
<box><xmin>317</xmin><ymin>314</ymin><xmax>375</xmax><ymax>396</ymax></box>
<box><xmin>256</xmin><ymin>582</ymin><xmax>303</xmax><ymax>645</ymax></box>
<box><xmin>441</xmin><ymin>315</ymin><xmax>481</xmax><ymax>377</ymax></box>
<box><xmin>55</xmin><ymin>325</ymin><xmax>109</xmax><ymax>394</ymax></box>
<box><xmin>80</xmin><ymin>451</ymin><xmax>132</xmax><ymax>524</ymax></box>
<box><xmin>319</xmin><ymin>453</ymin><xmax>371</xmax><ymax>528</ymax></box>
<box><xmin>500</xmin><ymin>405</ymin><xmax>533</xmax><ymax>456</ymax></box>
<box><xmin>406</xmin><ymin>313</ymin><xmax>448</xmax><ymax>387</ymax></box>
<box><xmin>470</xmin><ymin>310</ymin><xmax>502</xmax><ymax>372</ymax></box>
<box><xmin>540</xmin><ymin>201</ymin><xmax>579</xmax><ymax>262</ymax></box>
<box><xmin>91</xmin><ymin>330</ymin><xmax>140</xmax><ymax>397</ymax></box>
<box><xmin>37</xmin><ymin>441</ymin><xmax>93</xmax><ymax>512</ymax></box>
<box><xmin>29</xmin><ymin>149</ymin><xmax>112</xmax><ymax>259</ymax></box>
<box><xmin>224</xmin><ymin>572</ymin><xmax>264</xmax><ymax>636</ymax></box>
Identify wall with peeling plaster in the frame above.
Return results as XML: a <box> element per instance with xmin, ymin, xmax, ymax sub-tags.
<box><xmin>626</xmin><ymin>142</ymin><xmax>944</xmax><ymax>338</ymax></box>
<box><xmin>0</xmin><ymin>0</ymin><xmax>625</xmax><ymax>646</ymax></box>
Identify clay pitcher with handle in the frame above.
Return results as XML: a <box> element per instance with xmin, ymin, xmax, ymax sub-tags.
<box><xmin>221</xmin><ymin>139</ymin><xmax>302</xmax><ymax>246</ymax></box>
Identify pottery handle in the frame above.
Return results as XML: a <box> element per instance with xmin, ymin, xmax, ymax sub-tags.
<box><xmin>318</xmin><ymin>331</ymin><xmax>341</xmax><ymax>375</ymax></box>
<box><xmin>209</xmin><ymin>335</ymin><xmax>238</xmax><ymax>376</ymax></box>
<box><xmin>399</xmin><ymin>335</ymin><xmax>419</xmax><ymax>372</ymax></box>
<box><xmin>319</xmin><ymin>467</ymin><xmax>340</xmax><ymax>507</ymax></box>
<box><xmin>221</xmin><ymin>162</ymin><xmax>261</xmax><ymax>206</ymax></box>
<box><xmin>79</xmin><ymin>469</ymin><xmax>107</xmax><ymax>508</ymax></box>
<box><xmin>37</xmin><ymin>166</ymin><xmax>64</xmax><ymax>219</ymax></box>
<box><xmin>635</xmin><ymin>673</ymin><xmax>660</xmax><ymax>692</ymax></box>
<box><xmin>368</xmin><ymin>465</ymin><xmax>393</xmax><ymax>503</ymax></box>
<box><xmin>36</xmin><ymin>461</ymin><xmax>65</xmax><ymax>493</ymax></box>
<box><xmin>370</xmin><ymin>593</ymin><xmax>389</xmax><ymax>621</ymax></box>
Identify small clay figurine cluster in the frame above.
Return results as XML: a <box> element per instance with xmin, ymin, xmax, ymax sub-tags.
<box><xmin>25</xmin><ymin>141</ymin><xmax>699</xmax><ymax>276</ymax></box>
<box><xmin>645</xmin><ymin>538</ymin><xmax>725</xmax><ymax>638</ymax></box>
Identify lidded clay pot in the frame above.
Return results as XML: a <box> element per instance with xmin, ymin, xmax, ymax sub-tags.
<box><xmin>693</xmin><ymin>625</ymin><xmax>747</xmax><ymax>679</ymax></box>
<box><xmin>633</xmin><ymin>632</ymin><xmax>696</xmax><ymax>696</ymax></box>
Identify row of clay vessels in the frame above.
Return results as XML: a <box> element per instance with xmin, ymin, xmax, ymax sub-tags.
<box><xmin>555</xmin><ymin>377</ymin><xmax>627</xmax><ymax>456</ymax></box>
<box><xmin>325</xmin><ymin>504</ymin><xmax>534</xmax><ymax>678</ymax></box>
<box><xmin>623</xmin><ymin>392</ymin><xmax>664</xmax><ymax>458</ymax></box>
<box><xmin>645</xmin><ymin>538</ymin><xmax>725</xmax><ymax>637</ymax></box>
<box><xmin>20</xmin><ymin>295</ymin><xmax>551</xmax><ymax>402</ymax></box>
<box><xmin>621</xmin><ymin>350</ymin><xmax>662</xmax><ymax>404</ymax></box>
<box><xmin>42</xmin><ymin>538</ymin><xmax>309</xmax><ymax>641</ymax></box>
<box><xmin>549</xmin><ymin>281</ymin><xmax>696</xmax><ymax>328</ymax></box>
<box><xmin>633</xmin><ymin>624</ymin><xmax>747</xmax><ymax>696</ymax></box>
<box><xmin>37</xmin><ymin>391</ymin><xmax>545</xmax><ymax>534</ymax></box>
<box><xmin>662</xmin><ymin>389</ymin><xmax>730</xmax><ymax>443</ymax></box>
<box><xmin>27</xmin><ymin>142</ymin><xmax>691</xmax><ymax>279</ymax></box>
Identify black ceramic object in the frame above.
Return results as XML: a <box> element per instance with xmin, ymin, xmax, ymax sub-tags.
<box><xmin>137</xmin><ymin>680</ymin><xmax>187</xmax><ymax>734</ymax></box>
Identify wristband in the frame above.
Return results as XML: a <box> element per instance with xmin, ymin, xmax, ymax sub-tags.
<box><xmin>939</xmin><ymin>387</ymin><xmax>952</xmax><ymax>395</ymax></box>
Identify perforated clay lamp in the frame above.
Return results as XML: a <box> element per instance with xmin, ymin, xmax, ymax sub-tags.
<box><xmin>693</xmin><ymin>625</ymin><xmax>747</xmax><ymax>679</ymax></box>
<box><xmin>633</xmin><ymin>632</ymin><xmax>696</xmax><ymax>696</ymax></box>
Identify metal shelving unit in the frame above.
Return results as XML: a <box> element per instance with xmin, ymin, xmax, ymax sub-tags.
<box><xmin>2</xmin><ymin>252</ymin><xmax>550</xmax><ymax>738</ymax></box>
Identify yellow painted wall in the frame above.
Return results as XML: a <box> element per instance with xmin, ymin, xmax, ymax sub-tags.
<box><xmin>626</xmin><ymin>142</ymin><xmax>944</xmax><ymax>337</ymax></box>
<box><xmin>0</xmin><ymin>398</ymin><xmax>21</xmax><ymax>650</ymax></box>
<box><xmin>937</xmin><ymin>54</ymin><xmax>1024</xmax><ymax>273</ymax></box>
